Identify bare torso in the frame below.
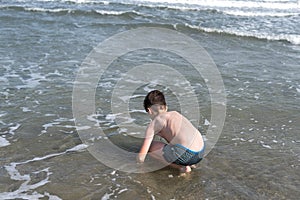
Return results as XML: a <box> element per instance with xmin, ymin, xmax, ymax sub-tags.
<box><xmin>155</xmin><ymin>111</ymin><xmax>204</xmax><ymax>152</ymax></box>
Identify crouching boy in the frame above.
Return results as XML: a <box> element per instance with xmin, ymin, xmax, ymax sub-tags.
<box><xmin>137</xmin><ymin>90</ymin><xmax>205</xmax><ymax>173</ymax></box>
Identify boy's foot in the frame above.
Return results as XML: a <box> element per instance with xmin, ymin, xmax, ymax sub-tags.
<box><xmin>190</xmin><ymin>165</ymin><xmax>197</xmax><ymax>169</ymax></box>
<box><xmin>180</xmin><ymin>166</ymin><xmax>192</xmax><ymax>173</ymax></box>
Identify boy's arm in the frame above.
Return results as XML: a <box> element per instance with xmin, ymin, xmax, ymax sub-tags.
<box><xmin>137</xmin><ymin>123</ymin><xmax>155</xmax><ymax>163</ymax></box>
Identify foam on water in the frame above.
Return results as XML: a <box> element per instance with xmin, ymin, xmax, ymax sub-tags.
<box><xmin>119</xmin><ymin>0</ymin><xmax>300</xmax><ymax>45</ymax></box>
<box><xmin>21</xmin><ymin>6</ymin><xmax>144</xmax><ymax>17</ymax></box>
<box><xmin>40</xmin><ymin>117</ymin><xmax>75</xmax><ymax>134</ymax></box>
<box><xmin>0</xmin><ymin>112</ymin><xmax>7</xmax><ymax>126</ymax></box>
<box><xmin>97</xmin><ymin>170</ymin><xmax>133</xmax><ymax>200</ymax></box>
<box><xmin>95</xmin><ymin>9</ymin><xmax>143</xmax><ymax>16</ymax></box>
<box><xmin>112</xmin><ymin>0</ymin><xmax>300</xmax><ymax>13</ymax></box>
<box><xmin>16</xmin><ymin>72</ymin><xmax>47</xmax><ymax>89</ymax></box>
<box><xmin>0</xmin><ymin>64</ymin><xmax>47</xmax><ymax>91</ymax></box>
<box><xmin>1</xmin><ymin>0</ymin><xmax>299</xmax><ymax>45</ymax></box>
<box><xmin>0</xmin><ymin>136</ymin><xmax>10</xmax><ymax>147</ymax></box>
<box><xmin>24</xmin><ymin>7</ymin><xmax>75</xmax><ymax>13</ymax></box>
<box><xmin>87</xmin><ymin>113</ymin><xmax>107</xmax><ymax>127</ymax></box>
<box><xmin>0</xmin><ymin>144</ymin><xmax>88</xmax><ymax>200</ymax></box>
<box><xmin>119</xmin><ymin>94</ymin><xmax>144</xmax><ymax>103</ymax></box>
<box><xmin>224</xmin><ymin>10</ymin><xmax>300</xmax><ymax>17</ymax></box>
<box><xmin>184</xmin><ymin>23</ymin><xmax>300</xmax><ymax>45</ymax></box>
<box><xmin>6</xmin><ymin>123</ymin><xmax>21</xmax><ymax>135</ymax></box>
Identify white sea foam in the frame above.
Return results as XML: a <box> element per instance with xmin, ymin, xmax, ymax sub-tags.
<box><xmin>262</xmin><ymin>144</ymin><xmax>272</xmax><ymax>149</ymax></box>
<box><xmin>0</xmin><ymin>112</ymin><xmax>7</xmax><ymax>118</ymax></box>
<box><xmin>185</xmin><ymin>23</ymin><xmax>300</xmax><ymax>45</ymax></box>
<box><xmin>47</xmin><ymin>70</ymin><xmax>64</xmax><ymax>77</ymax></box>
<box><xmin>0</xmin><ymin>136</ymin><xmax>10</xmax><ymax>147</ymax></box>
<box><xmin>224</xmin><ymin>10</ymin><xmax>300</xmax><ymax>17</ymax></box>
<box><xmin>118</xmin><ymin>127</ymin><xmax>128</xmax><ymax>133</ymax></box>
<box><xmin>100</xmin><ymin>169</ymin><xmax>130</xmax><ymax>200</ymax></box>
<box><xmin>130</xmin><ymin>109</ymin><xmax>145</xmax><ymax>113</ymax></box>
<box><xmin>26</xmin><ymin>7</ymin><xmax>140</xmax><ymax>15</ymax></box>
<box><xmin>95</xmin><ymin>9</ymin><xmax>141</xmax><ymax>16</ymax></box>
<box><xmin>101</xmin><ymin>192</ymin><xmax>113</xmax><ymax>200</ymax></box>
<box><xmin>45</xmin><ymin>113</ymin><xmax>57</xmax><ymax>117</ymax></box>
<box><xmin>259</xmin><ymin>141</ymin><xmax>272</xmax><ymax>149</ymax></box>
<box><xmin>21</xmin><ymin>107</ymin><xmax>32</xmax><ymax>112</ymax></box>
<box><xmin>106</xmin><ymin>0</ymin><xmax>300</xmax><ymax>45</ymax></box>
<box><xmin>41</xmin><ymin>121</ymin><xmax>61</xmax><ymax>134</ymax></box>
<box><xmin>0</xmin><ymin>76</ymin><xmax>9</xmax><ymax>83</ymax></box>
<box><xmin>61</xmin><ymin>0</ymin><xmax>109</xmax><ymax>4</ymax></box>
<box><xmin>119</xmin><ymin>95</ymin><xmax>132</xmax><ymax>102</ymax></box>
<box><xmin>87</xmin><ymin>114</ymin><xmax>107</xmax><ymax>126</ymax></box>
<box><xmin>204</xmin><ymin>119</ymin><xmax>210</xmax><ymax>126</ymax></box>
<box><xmin>40</xmin><ymin>117</ymin><xmax>77</xmax><ymax>134</ymax></box>
<box><xmin>75</xmin><ymin>125</ymin><xmax>91</xmax><ymax>130</ymax></box>
<box><xmin>119</xmin><ymin>94</ymin><xmax>144</xmax><ymax>102</ymax></box>
<box><xmin>8</xmin><ymin>123</ymin><xmax>21</xmax><ymax>135</ymax></box>
<box><xmin>0</xmin><ymin>144</ymin><xmax>87</xmax><ymax>199</ymax></box>
<box><xmin>0</xmin><ymin>167</ymin><xmax>59</xmax><ymax>200</ymax></box>
<box><xmin>15</xmin><ymin>72</ymin><xmax>46</xmax><ymax>89</ymax></box>
<box><xmin>118</xmin><ymin>188</ymin><xmax>128</xmax><ymax>194</ymax></box>
<box><xmin>105</xmin><ymin>113</ymin><xmax>118</xmax><ymax>121</ymax></box>
<box><xmin>24</xmin><ymin>7</ymin><xmax>74</xmax><ymax>13</ymax></box>
<box><xmin>67</xmin><ymin>143</ymin><xmax>89</xmax><ymax>152</ymax></box>
<box><xmin>122</xmin><ymin>0</ymin><xmax>300</xmax><ymax>10</ymax></box>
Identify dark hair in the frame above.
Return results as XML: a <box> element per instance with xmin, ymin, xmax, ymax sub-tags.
<box><xmin>143</xmin><ymin>90</ymin><xmax>166</xmax><ymax>112</ymax></box>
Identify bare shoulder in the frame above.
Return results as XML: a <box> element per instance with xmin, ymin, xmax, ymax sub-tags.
<box><xmin>154</xmin><ymin>112</ymin><xmax>169</xmax><ymax>122</ymax></box>
<box><xmin>151</xmin><ymin>113</ymin><xmax>167</xmax><ymax>131</ymax></box>
<box><xmin>153</xmin><ymin>111</ymin><xmax>182</xmax><ymax>126</ymax></box>
<box><xmin>169</xmin><ymin>111</ymin><xmax>178</xmax><ymax>114</ymax></box>
<box><xmin>158</xmin><ymin>111</ymin><xmax>178</xmax><ymax>120</ymax></box>
<box><xmin>167</xmin><ymin>111</ymin><xmax>183</xmax><ymax>119</ymax></box>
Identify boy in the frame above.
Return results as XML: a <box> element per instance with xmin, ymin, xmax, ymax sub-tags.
<box><xmin>137</xmin><ymin>90</ymin><xmax>205</xmax><ymax>173</ymax></box>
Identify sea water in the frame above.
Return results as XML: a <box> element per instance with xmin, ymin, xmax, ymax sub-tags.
<box><xmin>0</xmin><ymin>0</ymin><xmax>299</xmax><ymax>199</ymax></box>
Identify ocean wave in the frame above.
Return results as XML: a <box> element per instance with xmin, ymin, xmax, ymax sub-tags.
<box><xmin>94</xmin><ymin>9</ymin><xmax>144</xmax><ymax>16</ymax></box>
<box><xmin>0</xmin><ymin>5</ymin><xmax>72</xmax><ymax>13</ymax></box>
<box><xmin>97</xmin><ymin>0</ymin><xmax>300</xmax><ymax>18</ymax></box>
<box><xmin>2</xmin><ymin>0</ymin><xmax>300</xmax><ymax>11</ymax></box>
<box><xmin>1</xmin><ymin>0</ymin><xmax>299</xmax><ymax>45</ymax></box>
<box><xmin>183</xmin><ymin>23</ymin><xmax>300</xmax><ymax>45</ymax></box>
<box><xmin>60</xmin><ymin>0</ymin><xmax>110</xmax><ymax>4</ymax></box>
<box><xmin>223</xmin><ymin>10</ymin><xmax>300</xmax><ymax>17</ymax></box>
<box><xmin>7</xmin><ymin>0</ymin><xmax>110</xmax><ymax>4</ymax></box>
<box><xmin>2</xmin><ymin>0</ymin><xmax>299</xmax><ymax>17</ymax></box>
<box><xmin>56</xmin><ymin>0</ymin><xmax>300</xmax><ymax>11</ymax></box>
<box><xmin>116</xmin><ymin>0</ymin><xmax>300</xmax><ymax>10</ymax></box>
<box><xmin>0</xmin><ymin>5</ymin><xmax>146</xmax><ymax>18</ymax></box>
<box><xmin>24</xmin><ymin>7</ymin><xmax>75</xmax><ymax>13</ymax></box>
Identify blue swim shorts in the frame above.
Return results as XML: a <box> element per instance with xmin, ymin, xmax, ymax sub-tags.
<box><xmin>162</xmin><ymin>143</ymin><xmax>205</xmax><ymax>166</ymax></box>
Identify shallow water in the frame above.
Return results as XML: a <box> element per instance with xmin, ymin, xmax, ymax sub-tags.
<box><xmin>0</xmin><ymin>0</ymin><xmax>300</xmax><ymax>199</ymax></box>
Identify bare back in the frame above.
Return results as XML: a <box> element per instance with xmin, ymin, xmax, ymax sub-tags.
<box><xmin>155</xmin><ymin>111</ymin><xmax>204</xmax><ymax>152</ymax></box>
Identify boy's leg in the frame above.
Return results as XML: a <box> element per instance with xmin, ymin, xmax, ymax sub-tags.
<box><xmin>148</xmin><ymin>141</ymin><xmax>192</xmax><ymax>173</ymax></box>
<box><xmin>148</xmin><ymin>141</ymin><xmax>166</xmax><ymax>163</ymax></box>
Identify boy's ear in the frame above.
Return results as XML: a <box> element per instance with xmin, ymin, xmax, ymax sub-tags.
<box><xmin>147</xmin><ymin>107</ymin><xmax>153</xmax><ymax>114</ymax></box>
<box><xmin>160</xmin><ymin>105</ymin><xmax>167</xmax><ymax>111</ymax></box>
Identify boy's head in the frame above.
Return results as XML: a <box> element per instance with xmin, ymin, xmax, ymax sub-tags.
<box><xmin>144</xmin><ymin>90</ymin><xmax>167</xmax><ymax>113</ymax></box>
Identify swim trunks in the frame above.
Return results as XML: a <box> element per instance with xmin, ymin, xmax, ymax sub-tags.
<box><xmin>162</xmin><ymin>143</ymin><xmax>205</xmax><ymax>166</ymax></box>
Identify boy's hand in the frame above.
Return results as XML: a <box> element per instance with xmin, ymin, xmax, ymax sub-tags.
<box><xmin>136</xmin><ymin>153</ymin><xmax>146</xmax><ymax>164</ymax></box>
